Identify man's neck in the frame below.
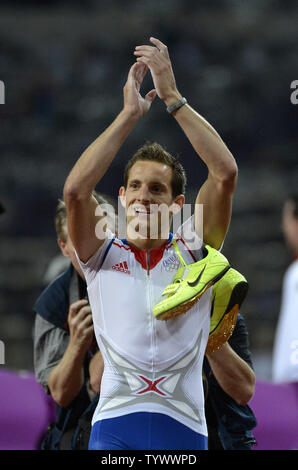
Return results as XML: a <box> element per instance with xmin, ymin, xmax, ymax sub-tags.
<box><xmin>126</xmin><ymin>236</ymin><xmax>169</xmax><ymax>251</ymax></box>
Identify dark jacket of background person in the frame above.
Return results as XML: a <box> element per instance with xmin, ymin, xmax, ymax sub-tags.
<box><xmin>203</xmin><ymin>313</ymin><xmax>257</xmax><ymax>450</ymax></box>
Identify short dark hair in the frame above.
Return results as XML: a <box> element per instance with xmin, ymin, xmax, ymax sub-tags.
<box><xmin>123</xmin><ymin>142</ymin><xmax>187</xmax><ymax>198</ymax></box>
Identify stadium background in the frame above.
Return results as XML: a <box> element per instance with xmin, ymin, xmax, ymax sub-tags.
<box><xmin>0</xmin><ymin>0</ymin><xmax>298</xmax><ymax>444</ymax></box>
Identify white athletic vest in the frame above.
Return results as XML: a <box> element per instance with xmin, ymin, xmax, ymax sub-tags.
<box><xmin>272</xmin><ymin>260</ymin><xmax>298</xmax><ymax>383</ymax></box>
<box><xmin>77</xmin><ymin>217</ymin><xmax>212</xmax><ymax>436</ymax></box>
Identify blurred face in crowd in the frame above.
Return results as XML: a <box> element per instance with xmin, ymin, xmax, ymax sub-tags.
<box><xmin>58</xmin><ymin>226</ymin><xmax>85</xmax><ymax>279</ymax></box>
<box><xmin>282</xmin><ymin>200</ymin><xmax>298</xmax><ymax>254</ymax></box>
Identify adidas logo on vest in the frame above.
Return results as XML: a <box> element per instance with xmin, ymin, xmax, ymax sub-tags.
<box><xmin>112</xmin><ymin>261</ymin><xmax>131</xmax><ymax>274</ymax></box>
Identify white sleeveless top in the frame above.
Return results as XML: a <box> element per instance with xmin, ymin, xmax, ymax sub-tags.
<box><xmin>272</xmin><ymin>260</ymin><xmax>298</xmax><ymax>383</ymax></box>
<box><xmin>76</xmin><ymin>217</ymin><xmax>212</xmax><ymax>436</ymax></box>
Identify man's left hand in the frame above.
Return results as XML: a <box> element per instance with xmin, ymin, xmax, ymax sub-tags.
<box><xmin>134</xmin><ymin>37</ymin><xmax>182</xmax><ymax>107</ymax></box>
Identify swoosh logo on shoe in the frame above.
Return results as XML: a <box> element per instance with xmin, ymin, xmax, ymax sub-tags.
<box><xmin>187</xmin><ymin>264</ymin><xmax>206</xmax><ymax>287</ymax></box>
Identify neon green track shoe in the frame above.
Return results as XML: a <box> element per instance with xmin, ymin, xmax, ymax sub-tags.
<box><xmin>153</xmin><ymin>240</ymin><xmax>231</xmax><ymax>321</ymax></box>
<box><xmin>206</xmin><ymin>268</ymin><xmax>248</xmax><ymax>354</ymax></box>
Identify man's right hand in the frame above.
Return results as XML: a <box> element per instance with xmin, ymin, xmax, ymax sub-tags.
<box><xmin>68</xmin><ymin>299</ymin><xmax>94</xmax><ymax>353</ymax></box>
<box><xmin>123</xmin><ymin>62</ymin><xmax>157</xmax><ymax>118</ymax></box>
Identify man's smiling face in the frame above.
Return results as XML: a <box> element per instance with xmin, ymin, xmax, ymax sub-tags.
<box><xmin>119</xmin><ymin>160</ymin><xmax>184</xmax><ymax>247</ymax></box>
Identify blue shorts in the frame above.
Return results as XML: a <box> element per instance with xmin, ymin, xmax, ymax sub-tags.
<box><xmin>88</xmin><ymin>412</ymin><xmax>208</xmax><ymax>450</ymax></box>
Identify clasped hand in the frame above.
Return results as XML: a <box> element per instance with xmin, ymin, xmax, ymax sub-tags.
<box><xmin>123</xmin><ymin>37</ymin><xmax>181</xmax><ymax>118</ymax></box>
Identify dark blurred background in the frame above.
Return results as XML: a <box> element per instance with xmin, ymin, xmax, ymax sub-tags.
<box><xmin>0</xmin><ymin>0</ymin><xmax>297</xmax><ymax>379</ymax></box>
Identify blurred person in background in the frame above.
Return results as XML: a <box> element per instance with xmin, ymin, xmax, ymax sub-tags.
<box><xmin>272</xmin><ymin>194</ymin><xmax>298</xmax><ymax>383</ymax></box>
<box><xmin>33</xmin><ymin>192</ymin><xmax>116</xmax><ymax>450</ymax></box>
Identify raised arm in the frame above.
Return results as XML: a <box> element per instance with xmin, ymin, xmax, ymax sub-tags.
<box><xmin>174</xmin><ymin>106</ymin><xmax>237</xmax><ymax>250</ymax></box>
<box><xmin>63</xmin><ymin>62</ymin><xmax>156</xmax><ymax>262</ymax></box>
<box><xmin>134</xmin><ymin>38</ymin><xmax>238</xmax><ymax>249</ymax></box>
